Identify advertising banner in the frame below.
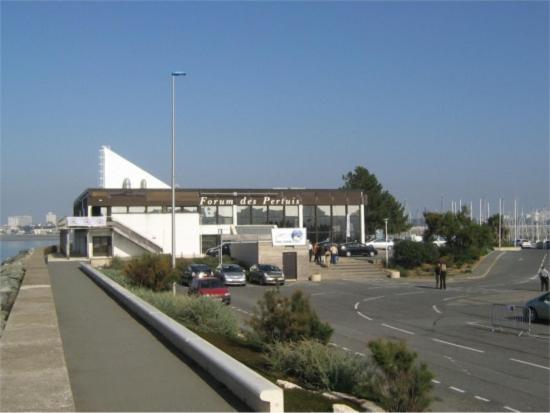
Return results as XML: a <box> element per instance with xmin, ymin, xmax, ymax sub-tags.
<box><xmin>67</xmin><ymin>216</ymin><xmax>107</xmax><ymax>227</ymax></box>
<box><xmin>272</xmin><ymin>228</ymin><xmax>307</xmax><ymax>246</ymax></box>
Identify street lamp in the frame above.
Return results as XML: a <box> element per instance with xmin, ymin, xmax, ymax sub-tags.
<box><xmin>384</xmin><ymin>218</ymin><xmax>389</xmax><ymax>268</ymax></box>
<box><xmin>171</xmin><ymin>71</ymin><xmax>186</xmax><ymax>269</ymax></box>
<box><xmin>218</xmin><ymin>228</ymin><xmax>223</xmax><ymax>268</ymax></box>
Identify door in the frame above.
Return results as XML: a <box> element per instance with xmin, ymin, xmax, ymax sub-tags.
<box><xmin>282</xmin><ymin>252</ymin><xmax>297</xmax><ymax>280</ymax></box>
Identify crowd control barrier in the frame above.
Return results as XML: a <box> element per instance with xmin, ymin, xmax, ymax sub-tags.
<box><xmin>490</xmin><ymin>304</ymin><xmax>531</xmax><ymax>336</ymax></box>
<box><xmin>80</xmin><ymin>263</ymin><xmax>283</xmax><ymax>413</ymax></box>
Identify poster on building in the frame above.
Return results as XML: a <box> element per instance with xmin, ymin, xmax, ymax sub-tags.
<box><xmin>67</xmin><ymin>216</ymin><xmax>107</xmax><ymax>227</ymax></box>
<box><xmin>272</xmin><ymin>228</ymin><xmax>307</xmax><ymax>246</ymax></box>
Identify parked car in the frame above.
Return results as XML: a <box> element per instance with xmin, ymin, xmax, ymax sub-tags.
<box><xmin>366</xmin><ymin>238</ymin><xmax>394</xmax><ymax>250</ymax></box>
<box><xmin>521</xmin><ymin>240</ymin><xmax>534</xmax><ymax>249</ymax></box>
<box><xmin>248</xmin><ymin>264</ymin><xmax>285</xmax><ymax>285</ymax></box>
<box><xmin>188</xmin><ymin>277</ymin><xmax>231</xmax><ymax>305</ymax></box>
<box><xmin>205</xmin><ymin>244</ymin><xmax>231</xmax><ymax>257</ymax></box>
<box><xmin>545</xmin><ymin>240</ymin><xmax>550</xmax><ymax>249</ymax></box>
<box><xmin>181</xmin><ymin>264</ymin><xmax>213</xmax><ymax>286</ymax></box>
<box><xmin>525</xmin><ymin>292</ymin><xmax>549</xmax><ymax>322</ymax></box>
<box><xmin>338</xmin><ymin>242</ymin><xmax>377</xmax><ymax>257</ymax></box>
<box><xmin>215</xmin><ymin>264</ymin><xmax>246</xmax><ymax>286</ymax></box>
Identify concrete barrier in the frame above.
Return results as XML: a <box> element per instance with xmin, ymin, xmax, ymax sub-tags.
<box><xmin>80</xmin><ymin>264</ymin><xmax>283</xmax><ymax>413</ymax></box>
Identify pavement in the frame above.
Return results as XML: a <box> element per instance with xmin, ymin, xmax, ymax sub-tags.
<box><xmin>0</xmin><ymin>249</ymin><xmax>75</xmax><ymax>412</ymax></box>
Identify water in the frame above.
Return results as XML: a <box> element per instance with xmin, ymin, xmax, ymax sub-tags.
<box><xmin>0</xmin><ymin>236</ymin><xmax>58</xmax><ymax>262</ymax></box>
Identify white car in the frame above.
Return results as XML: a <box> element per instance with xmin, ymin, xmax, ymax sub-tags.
<box><xmin>366</xmin><ymin>239</ymin><xmax>394</xmax><ymax>250</ymax></box>
<box><xmin>521</xmin><ymin>240</ymin><xmax>534</xmax><ymax>249</ymax></box>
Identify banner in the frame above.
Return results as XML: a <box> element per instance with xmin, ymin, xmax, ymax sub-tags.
<box><xmin>67</xmin><ymin>216</ymin><xmax>107</xmax><ymax>227</ymax></box>
<box><xmin>272</xmin><ymin>228</ymin><xmax>307</xmax><ymax>246</ymax></box>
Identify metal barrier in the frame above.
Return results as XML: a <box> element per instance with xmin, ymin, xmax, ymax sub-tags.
<box><xmin>491</xmin><ymin>304</ymin><xmax>531</xmax><ymax>336</ymax></box>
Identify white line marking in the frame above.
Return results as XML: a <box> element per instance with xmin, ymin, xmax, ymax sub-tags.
<box><xmin>381</xmin><ymin>323</ymin><xmax>415</xmax><ymax>335</ymax></box>
<box><xmin>475</xmin><ymin>396</ymin><xmax>490</xmax><ymax>402</ymax></box>
<box><xmin>510</xmin><ymin>358</ymin><xmax>550</xmax><ymax>371</ymax></box>
<box><xmin>354</xmin><ymin>302</ymin><xmax>359</xmax><ymax>310</ymax></box>
<box><xmin>395</xmin><ymin>291</ymin><xmax>425</xmax><ymax>296</ymax></box>
<box><xmin>432</xmin><ymin>338</ymin><xmax>485</xmax><ymax>353</ymax></box>
<box><xmin>443</xmin><ymin>295</ymin><xmax>467</xmax><ymax>302</ymax></box>
<box><xmin>431</xmin><ymin>379</ymin><xmax>441</xmax><ymax>384</ymax></box>
<box><xmin>357</xmin><ymin>311</ymin><xmax>373</xmax><ymax>321</ymax></box>
<box><xmin>449</xmin><ymin>386</ymin><xmax>465</xmax><ymax>393</ymax></box>
<box><xmin>328</xmin><ymin>342</ymin><xmax>338</xmax><ymax>348</ymax></box>
<box><xmin>342</xmin><ymin>347</ymin><xmax>350</xmax><ymax>352</ymax></box>
<box><xmin>355</xmin><ymin>352</ymin><xmax>366</xmax><ymax>357</ymax></box>
<box><xmin>432</xmin><ymin>305</ymin><xmax>442</xmax><ymax>314</ymax></box>
<box><xmin>503</xmin><ymin>406</ymin><xmax>520</xmax><ymax>412</ymax></box>
<box><xmin>466</xmin><ymin>321</ymin><xmax>493</xmax><ymax>330</ymax></box>
<box><xmin>363</xmin><ymin>295</ymin><xmax>385</xmax><ymax>302</ymax></box>
<box><xmin>20</xmin><ymin>284</ymin><xmax>50</xmax><ymax>290</ymax></box>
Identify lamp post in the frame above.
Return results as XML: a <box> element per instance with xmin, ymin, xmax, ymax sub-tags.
<box><xmin>218</xmin><ymin>228</ymin><xmax>223</xmax><ymax>269</ymax></box>
<box><xmin>171</xmin><ymin>71</ymin><xmax>186</xmax><ymax>269</ymax></box>
<box><xmin>384</xmin><ymin>218</ymin><xmax>389</xmax><ymax>268</ymax></box>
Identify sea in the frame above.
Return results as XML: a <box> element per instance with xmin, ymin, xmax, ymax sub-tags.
<box><xmin>0</xmin><ymin>235</ymin><xmax>58</xmax><ymax>263</ymax></box>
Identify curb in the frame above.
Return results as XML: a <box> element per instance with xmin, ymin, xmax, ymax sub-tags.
<box><xmin>80</xmin><ymin>263</ymin><xmax>283</xmax><ymax>413</ymax></box>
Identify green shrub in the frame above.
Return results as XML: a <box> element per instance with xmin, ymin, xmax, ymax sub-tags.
<box><xmin>133</xmin><ymin>290</ymin><xmax>240</xmax><ymax>338</ymax></box>
<box><xmin>392</xmin><ymin>241</ymin><xmax>440</xmax><ymax>269</ymax></box>
<box><xmin>267</xmin><ymin>340</ymin><xmax>371</xmax><ymax>392</ymax></box>
<box><xmin>249</xmin><ymin>289</ymin><xmax>333</xmax><ymax>345</ymax></box>
<box><xmin>108</xmin><ymin>256</ymin><xmax>125</xmax><ymax>271</ymax></box>
<box><xmin>364</xmin><ymin>339</ymin><xmax>433</xmax><ymax>412</ymax></box>
<box><xmin>123</xmin><ymin>254</ymin><xmax>176</xmax><ymax>292</ymax></box>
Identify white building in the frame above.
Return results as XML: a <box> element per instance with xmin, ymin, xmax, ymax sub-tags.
<box><xmin>46</xmin><ymin>212</ymin><xmax>57</xmax><ymax>225</ymax></box>
<box><xmin>7</xmin><ymin>216</ymin><xmax>32</xmax><ymax>227</ymax></box>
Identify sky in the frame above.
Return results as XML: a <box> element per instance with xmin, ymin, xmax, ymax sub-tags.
<box><xmin>1</xmin><ymin>0</ymin><xmax>548</xmax><ymax>225</ymax></box>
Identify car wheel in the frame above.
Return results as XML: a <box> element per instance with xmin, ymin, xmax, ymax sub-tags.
<box><xmin>346</xmin><ymin>251</ymin><xmax>351</xmax><ymax>257</ymax></box>
<box><xmin>369</xmin><ymin>251</ymin><xmax>375</xmax><ymax>257</ymax></box>
<box><xmin>528</xmin><ymin>307</ymin><xmax>538</xmax><ymax>322</ymax></box>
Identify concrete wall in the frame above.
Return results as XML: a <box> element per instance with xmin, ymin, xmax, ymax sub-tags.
<box><xmin>258</xmin><ymin>244</ymin><xmax>309</xmax><ymax>281</ymax></box>
<box><xmin>112</xmin><ymin>232</ymin><xmax>149</xmax><ymax>258</ymax></box>
<box><xmin>113</xmin><ymin>213</ymin><xmax>200</xmax><ymax>258</ymax></box>
<box><xmin>229</xmin><ymin>242</ymin><xmax>259</xmax><ymax>269</ymax></box>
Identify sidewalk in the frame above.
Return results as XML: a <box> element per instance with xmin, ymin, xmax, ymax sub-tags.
<box><xmin>0</xmin><ymin>249</ymin><xmax>75</xmax><ymax>412</ymax></box>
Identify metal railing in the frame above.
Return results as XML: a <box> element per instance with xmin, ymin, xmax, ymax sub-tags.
<box><xmin>491</xmin><ymin>304</ymin><xmax>531</xmax><ymax>336</ymax></box>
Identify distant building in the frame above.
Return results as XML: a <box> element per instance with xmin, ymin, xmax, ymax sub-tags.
<box><xmin>46</xmin><ymin>212</ymin><xmax>57</xmax><ymax>225</ymax></box>
<box><xmin>7</xmin><ymin>215</ymin><xmax>32</xmax><ymax>227</ymax></box>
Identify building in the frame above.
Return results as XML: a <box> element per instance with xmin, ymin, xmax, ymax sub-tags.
<box><xmin>46</xmin><ymin>212</ymin><xmax>57</xmax><ymax>225</ymax></box>
<box><xmin>59</xmin><ymin>147</ymin><xmax>367</xmax><ymax>280</ymax></box>
<box><xmin>7</xmin><ymin>216</ymin><xmax>32</xmax><ymax>227</ymax></box>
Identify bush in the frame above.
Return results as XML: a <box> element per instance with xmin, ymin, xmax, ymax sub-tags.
<box><xmin>392</xmin><ymin>241</ymin><xmax>439</xmax><ymax>269</ymax></box>
<box><xmin>267</xmin><ymin>340</ymin><xmax>371</xmax><ymax>392</ymax></box>
<box><xmin>364</xmin><ymin>339</ymin><xmax>433</xmax><ymax>412</ymax></box>
<box><xmin>249</xmin><ymin>289</ymin><xmax>333</xmax><ymax>345</ymax></box>
<box><xmin>123</xmin><ymin>254</ymin><xmax>176</xmax><ymax>292</ymax></box>
<box><xmin>133</xmin><ymin>290</ymin><xmax>240</xmax><ymax>338</ymax></box>
<box><xmin>108</xmin><ymin>256</ymin><xmax>125</xmax><ymax>271</ymax></box>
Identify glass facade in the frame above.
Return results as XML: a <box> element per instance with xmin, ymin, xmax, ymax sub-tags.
<box><xmin>200</xmin><ymin>206</ymin><xmax>217</xmax><ymax>225</ymax></box>
<box><xmin>302</xmin><ymin>204</ymin><xmax>362</xmax><ymax>243</ymax></box>
<box><xmin>268</xmin><ymin>206</ymin><xmax>284</xmax><ymax>226</ymax></box>
<box><xmin>218</xmin><ymin>206</ymin><xmax>233</xmax><ymax>225</ymax></box>
<box><xmin>284</xmin><ymin>205</ymin><xmax>299</xmax><ymax>227</ymax></box>
<box><xmin>251</xmin><ymin>206</ymin><xmax>268</xmax><ymax>225</ymax></box>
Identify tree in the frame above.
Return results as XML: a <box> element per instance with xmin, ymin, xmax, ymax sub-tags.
<box><xmin>486</xmin><ymin>214</ymin><xmax>509</xmax><ymax>245</ymax></box>
<box><xmin>341</xmin><ymin>166</ymin><xmax>410</xmax><ymax>235</ymax></box>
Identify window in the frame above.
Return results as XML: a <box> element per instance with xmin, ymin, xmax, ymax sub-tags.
<box><xmin>140</xmin><ymin>179</ymin><xmax>147</xmax><ymax>189</ymax></box>
<box><xmin>348</xmin><ymin>205</ymin><xmax>361</xmax><ymax>241</ymax></box>
<box><xmin>111</xmin><ymin>206</ymin><xmax>128</xmax><ymax>214</ymax></box>
<box><xmin>201</xmin><ymin>234</ymin><xmax>218</xmax><ymax>253</ymax></box>
<box><xmin>283</xmin><ymin>205</ymin><xmax>299</xmax><ymax>228</ymax></box>
<box><xmin>218</xmin><ymin>206</ymin><xmax>233</xmax><ymax>225</ymax></box>
<box><xmin>200</xmin><ymin>206</ymin><xmax>217</xmax><ymax>225</ymax></box>
<box><xmin>128</xmin><ymin>206</ymin><xmax>146</xmax><ymax>213</ymax></box>
<box><xmin>316</xmin><ymin>205</ymin><xmax>331</xmax><ymax>232</ymax></box>
<box><xmin>251</xmin><ymin>206</ymin><xmax>268</xmax><ymax>225</ymax></box>
<box><xmin>303</xmin><ymin>206</ymin><xmax>315</xmax><ymax>233</ymax></box>
<box><xmin>268</xmin><ymin>206</ymin><xmax>284</xmax><ymax>226</ymax></box>
<box><xmin>147</xmin><ymin>206</ymin><xmax>163</xmax><ymax>213</ymax></box>
<box><xmin>237</xmin><ymin>206</ymin><xmax>251</xmax><ymax>225</ymax></box>
<box><xmin>122</xmin><ymin>178</ymin><xmax>131</xmax><ymax>189</ymax></box>
<box><xmin>332</xmin><ymin>205</ymin><xmax>346</xmax><ymax>243</ymax></box>
<box><xmin>93</xmin><ymin>236</ymin><xmax>111</xmax><ymax>256</ymax></box>
<box><xmin>183</xmin><ymin>206</ymin><xmax>198</xmax><ymax>213</ymax></box>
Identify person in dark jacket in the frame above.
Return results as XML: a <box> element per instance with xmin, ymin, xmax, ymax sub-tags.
<box><xmin>434</xmin><ymin>262</ymin><xmax>441</xmax><ymax>289</ymax></box>
<box><xmin>439</xmin><ymin>261</ymin><xmax>447</xmax><ymax>290</ymax></box>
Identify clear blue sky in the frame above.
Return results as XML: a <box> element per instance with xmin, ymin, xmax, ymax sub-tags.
<box><xmin>1</xmin><ymin>0</ymin><xmax>548</xmax><ymax>224</ymax></box>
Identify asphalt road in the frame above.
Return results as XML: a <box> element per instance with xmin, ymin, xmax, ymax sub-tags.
<box><xmin>48</xmin><ymin>261</ymin><xmax>246</xmax><ymax>412</ymax></box>
<box><xmin>227</xmin><ymin>249</ymin><xmax>550</xmax><ymax>412</ymax></box>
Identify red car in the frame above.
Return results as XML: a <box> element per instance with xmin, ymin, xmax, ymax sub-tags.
<box><xmin>188</xmin><ymin>277</ymin><xmax>231</xmax><ymax>305</ymax></box>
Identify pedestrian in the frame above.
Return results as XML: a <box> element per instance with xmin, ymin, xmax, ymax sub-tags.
<box><xmin>434</xmin><ymin>262</ymin><xmax>441</xmax><ymax>289</ymax></box>
<box><xmin>439</xmin><ymin>261</ymin><xmax>447</xmax><ymax>290</ymax></box>
<box><xmin>539</xmin><ymin>266</ymin><xmax>549</xmax><ymax>292</ymax></box>
<box><xmin>308</xmin><ymin>241</ymin><xmax>313</xmax><ymax>262</ymax></box>
<box><xmin>314</xmin><ymin>243</ymin><xmax>321</xmax><ymax>264</ymax></box>
<box><xmin>324</xmin><ymin>246</ymin><xmax>331</xmax><ymax>267</ymax></box>
<box><xmin>330</xmin><ymin>244</ymin><xmax>338</xmax><ymax>265</ymax></box>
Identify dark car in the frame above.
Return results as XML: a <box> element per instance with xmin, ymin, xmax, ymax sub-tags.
<box><xmin>248</xmin><ymin>264</ymin><xmax>285</xmax><ymax>285</ymax></box>
<box><xmin>338</xmin><ymin>242</ymin><xmax>378</xmax><ymax>257</ymax></box>
<box><xmin>188</xmin><ymin>277</ymin><xmax>231</xmax><ymax>305</ymax></box>
<box><xmin>215</xmin><ymin>264</ymin><xmax>246</xmax><ymax>286</ymax></box>
<box><xmin>181</xmin><ymin>264</ymin><xmax>213</xmax><ymax>286</ymax></box>
<box><xmin>206</xmin><ymin>244</ymin><xmax>231</xmax><ymax>257</ymax></box>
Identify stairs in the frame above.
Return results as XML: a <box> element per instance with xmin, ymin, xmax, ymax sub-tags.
<box><xmin>308</xmin><ymin>257</ymin><xmax>388</xmax><ymax>279</ymax></box>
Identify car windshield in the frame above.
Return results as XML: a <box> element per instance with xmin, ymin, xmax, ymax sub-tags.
<box><xmin>258</xmin><ymin>265</ymin><xmax>280</xmax><ymax>272</ymax></box>
<box><xmin>192</xmin><ymin>265</ymin><xmax>210</xmax><ymax>271</ymax></box>
<box><xmin>200</xmin><ymin>278</ymin><xmax>225</xmax><ymax>289</ymax></box>
<box><xmin>222</xmin><ymin>265</ymin><xmax>242</xmax><ymax>272</ymax></box>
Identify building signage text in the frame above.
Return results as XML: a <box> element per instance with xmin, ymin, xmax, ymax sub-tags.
<box><xmin>199</xmin><ymin>196</ymin><xmax>301</xmax><ymax>207</ymax></box>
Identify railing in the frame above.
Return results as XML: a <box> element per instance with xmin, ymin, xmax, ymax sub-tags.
<box><xmin>491</xmin><ymin>304</ymin><xmax>531</xmax><ymax>336</ymax></box>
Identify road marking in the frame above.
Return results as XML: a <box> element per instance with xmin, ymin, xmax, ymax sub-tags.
<box><xmin>510</xmin><ymin>358</ymin><xmax>550</xmax><ymax>371</ymax></box>
<box><xmin>443</xmin><ymin>295</ymin><xmax>467</xmax><ymax>302</ymax></box>
<box><xmin>431</xmin><ymin>379</ymin><xmax>440</xmax><ymax>384</ymax></box>
<box><xmin>479</xmin><ymin>251</ymin><xmax>506</xmax><ymax>277</ymax></box>
<box><xmin>20</xmin><ymin>284</ymin><xmax>50</xmax><ymax>290</ymax></box>
<box><xmin>432</xmin><ymin>305</ymin><xmax>442</xmax><ymax>314</ymax></box>
<box><xmin>355</xmin><ymin>352</ymin><xmax>366</xmax><ymax>357</ymax></box>
<box><xmin>354</xmin><ymin>302</ymin><xmax>359</xmax><ymax>310</ymax></box>
<box><xmin>381</xmin><ymin>323</ymin><xmax>415</xmax><ymax>335</ymax></box>
<box><xmin>342</xmin><ymin>347</ymin><xmax>350</xmax><ymax>352</ymax></box>
<box><xmin>503</xmin><ymin>406</ymin><xmax>520</xmax><ymax>412</ymax></box>
<box><xmin>449</xmin><ymin>386</ymin><xmax>465</xmax><ymax>393</ymax></box>
<box><xmin>432</xmin><ymin>338</ymin><xmax>484</xmax><ymax>353</ymax></box>
<box><xmin>363</xmin><ymin>295</ymin><xmax>384</xmax><ymax>302</ymax></box>
<box><xmin>357</xmin><ymin>311</ymin><xmax>373</xmax><ymax>321</ymax></box>
<box><xmin>475</xmin><ymin>396</ymin><xmax>490</xmax><ymax>402</ymax></box>
<box><xmin>466</xmin><ymin>321</ymin><xmax>492</xmax><ymax>330</ymax></box>
<box><xmin>395</xmin><ymin>291</ymin><xmax>425</xmax><ymax>296</ymax></box>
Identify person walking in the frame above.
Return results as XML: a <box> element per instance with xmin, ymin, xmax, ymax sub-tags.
<box><xmin>539</xmin><ymin>266</ymin><xmax>549</xmax><ymax>292</ymax></box>
<box><xmin>308</xmin><ymin>241</ymin><xmax>313</xmax><ymax>262</ymax></box>
<box><xmin>314</xmin><ymin>243</ymin><xmax>322</xmax><ymax>264</ymax></box>
<box><xmin>330</xmin><ymin>244</ymin><xmax>338</xmax><ymax>265</ymax></box>
<box><xmin>439</xmin><ymin>261</ymin><xmax>447</xmax><ymax>290</ymax></box>
<box><xmin>324</xmin><ymin>246</ymin><xmax>331</xmax><ymax>267</ymax></box>
<box><xmin>434</xmin><ymin>262</ymin><xmax>441</xmax><ymax>289</ymax></box>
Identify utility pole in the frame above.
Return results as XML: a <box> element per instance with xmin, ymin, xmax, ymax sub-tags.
<box><xmin>514</xmin><ymin>199</ymin><xmax>517</xmax><ymax>245</ymax></box>
<box><xmin>498</xmin><ymin>198</ymin><xmax>502</xmax><ymax>248</ymax></box>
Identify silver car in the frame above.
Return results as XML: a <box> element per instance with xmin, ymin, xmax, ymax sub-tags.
<box><xmin>248</xmin><ymin>264</ymin><xmax>285</xmax><ymax>285</ymax></box>
<box><xmin>215</xmin><ymin>264</ymin><xmax>246</xmax><ymax>286</ymax></box>
<box><xmin>525</xmin><ymin>292</ymin><xmax>549</xmax><ymax>322</ymax></box>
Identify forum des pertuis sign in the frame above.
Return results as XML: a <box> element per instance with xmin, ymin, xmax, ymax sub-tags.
<box><xmin>199</xmin><ymin>195</ymin><xmax>301</xmax><ymax>207</ymax></box>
